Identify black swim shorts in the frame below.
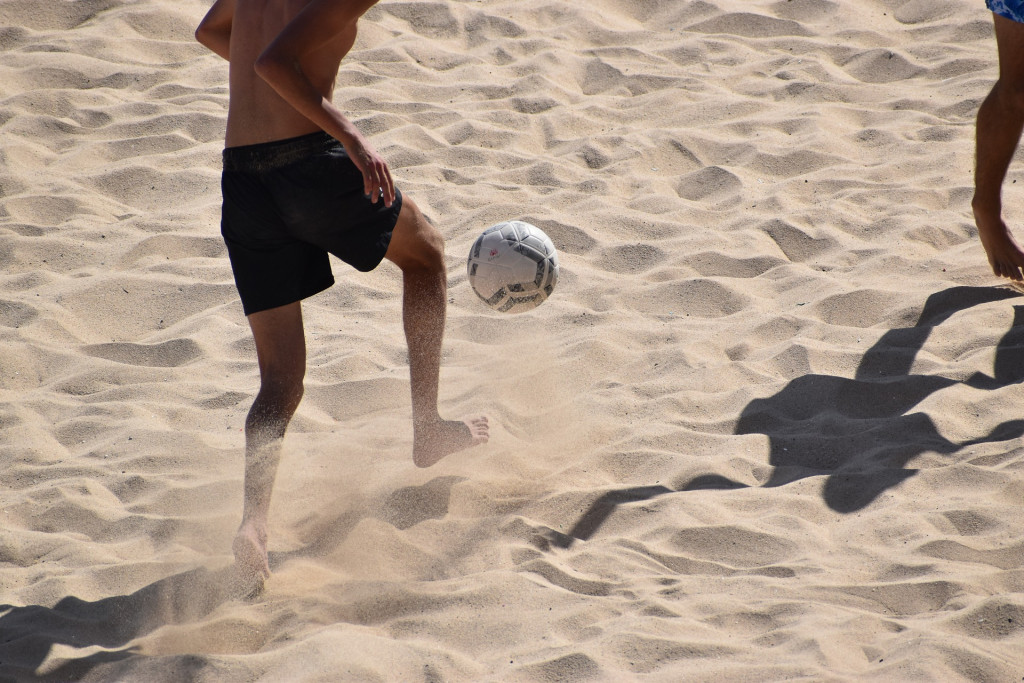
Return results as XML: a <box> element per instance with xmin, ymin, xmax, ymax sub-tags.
<box><xmin>221</xmin><ymin>131</ymin><xmax>403</xmax><ymax>316</ymax></box>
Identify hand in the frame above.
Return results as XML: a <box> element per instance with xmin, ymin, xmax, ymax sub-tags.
<box><xmin>344</xmin><ymin>132</ymin><xmax>395</xmax><ymax>208</ymax></box>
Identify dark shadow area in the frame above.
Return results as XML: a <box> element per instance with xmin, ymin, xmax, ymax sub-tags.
<box><xmin>551</xmin><ymin>286</ymin><xmax>1024</xmax><ymax>548</ymax></box>
<box><xmin>380</xmin><ymin>476</ymin><xmax>466</xmax><ymax>530</ymax></box>
<box><xmin>737</xmin><ymin>286</ymin><xmax>1024</xmax><ymax>512</ymax></box>
<box><xmin>0</xmin><ymin>565</ymin><xmax>235</xmax><ymax>682</ymax></box>
<box><xmin>561</xmin><ymin>485</ymin><xmax>673</xmax><ymax>545</ymax></box>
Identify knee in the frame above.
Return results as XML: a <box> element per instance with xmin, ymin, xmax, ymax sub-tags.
<box><xmin>995</xmin><ymin>79</ymin><xmax>1024</xmax><ymax>115</ymax></box>
<box><xmin>416</xmin><ymin>223</ymin><xmax>445</xmax><ymax>272</ymax></box>
<box><xmin>396</xmin><ymin>213</ymin><xmax>446</xmax><ymax>274</ymax></box>
<box><xmin>259</xmin><ymin>367</ymin><xmax>305</xmax><ymax>416</ymax></box>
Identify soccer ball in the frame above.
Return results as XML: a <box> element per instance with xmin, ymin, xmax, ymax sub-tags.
<box><xmin>467</xmin><ymin>220</ymin><xmax>559</xmax><ymax>313</ymax></box>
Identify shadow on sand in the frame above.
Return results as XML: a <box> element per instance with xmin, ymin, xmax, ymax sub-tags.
<box><xmin>0</xmin><ymin>565</ymin><xmax>236</xmax><ymax>682</ymax></box>
<box><xmin>548</xmin><ymin>286</ymin><xmax>1024</xmax><ymax>549</ymax></box>
<box><xmin>0</xmin><ymin>474</ymin><xmax>471</xmax><ymax>681</ymax></box>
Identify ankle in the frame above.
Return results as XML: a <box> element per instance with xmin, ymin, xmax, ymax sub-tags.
<box><xmin>238</xmin><ymin>518</ymin><xmax>268</xmax><ymax>541</ymax></box>
<box><xmin>413</xmin><ymin>413</ymin><xmax>443</xmax><ymax>431</ymax></box>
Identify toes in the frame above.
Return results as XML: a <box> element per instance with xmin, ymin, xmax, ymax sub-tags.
<box><xmin>467</xmin><ymin>416</ymin><xmax>490</xmax><ymax>439</ymax></box>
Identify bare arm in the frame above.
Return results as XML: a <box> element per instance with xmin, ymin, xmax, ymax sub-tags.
<box><xmin>196</xmin><ymin>0</ymin><xmax>235</xmax><ymax>60</ymax></box>
<box><xmin>253</xmin><ymin>0</ymin><xmax>394</xmax><ymax>205</ymax></box>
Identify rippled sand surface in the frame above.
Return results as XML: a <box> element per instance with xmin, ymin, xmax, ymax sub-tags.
<box><xmin>1</xmin><ymin>1</ymin><xmax>1023</xmax><ymax>680</ymax></box>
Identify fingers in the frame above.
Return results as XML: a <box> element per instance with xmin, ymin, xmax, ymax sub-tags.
<box><xmin>362</xmin><ymin>158</ymin><xmax>395</xmax><ymax>208</ymax></box>
<box><xmin>380</xmin><ymin>164</ymin><xmax>395</xmax><ymax>207</ymax></box>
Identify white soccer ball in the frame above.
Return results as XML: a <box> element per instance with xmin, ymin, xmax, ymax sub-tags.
<box><xmin>467</xmin><ymin>220</ymin><xmax>559</xmax><ymax>313</ymax></box>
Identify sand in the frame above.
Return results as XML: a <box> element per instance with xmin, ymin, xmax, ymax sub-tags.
<box><xmin>1</xmin><ymin>0</ymin><xmax>1023</xmax><ymax>680</ymax></box>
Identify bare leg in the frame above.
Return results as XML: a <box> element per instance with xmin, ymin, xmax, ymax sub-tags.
<box><xmin>385</xmin><ymin>197</ymin><xmax>489</xmax><ymax>467</ymax></box>
<box><xmin>973</xmin><ymin>14</ymin><xmax>1024</xmax><ymax>281</ymax></box>
<box><xmin>234</xmin><ymin>302</ymin><xmax>306</xmax><ymax>594</ymax></box>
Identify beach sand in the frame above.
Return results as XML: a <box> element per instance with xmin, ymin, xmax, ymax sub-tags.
<box><xmin>1</xmin><ymin>0</ymin><xmax>1023</xmax><ymax>680</ymax></box>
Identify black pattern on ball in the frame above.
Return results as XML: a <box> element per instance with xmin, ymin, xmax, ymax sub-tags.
<box><xmin>466</xmin><ymin>220</ymin><xmax>560</xmax><ymax>314</ymax></box>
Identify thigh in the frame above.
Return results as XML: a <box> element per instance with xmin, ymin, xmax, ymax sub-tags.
<box><xmin>273</xmin><ymin>144</ymin><xmax>403</xmax><ymax>272</ymax></box>
<box><xmin>994</xmin><ymin>11</ymin><xmax>1024</xmax><ymax>80</ymax></box>
<box><xmin>222</xmin><ymin>169</ymin><xmax>335</xmax><ymax>315</ymax></box>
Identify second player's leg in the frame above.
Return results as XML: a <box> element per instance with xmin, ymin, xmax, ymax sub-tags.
<box><xmin>974</xmin><ymin>13</ymin><xmax>1024</xmax><ymax>279</ymax></box>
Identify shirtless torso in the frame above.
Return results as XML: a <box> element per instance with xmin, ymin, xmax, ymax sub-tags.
<box><xmin>223</xmin><ymin>0</ymin><xmax>351</xmax><ymax>147</ymax></box>
<box><xmin>197</xmin><ymin>0</ymin><xmax>392</xmax><ymax>201</ymax></box>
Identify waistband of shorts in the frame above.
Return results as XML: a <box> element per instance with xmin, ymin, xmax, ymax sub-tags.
<box><xmin>222</xmin><ymin>131</ymin><xmax>339</xmax><ymax>172</ymax></box>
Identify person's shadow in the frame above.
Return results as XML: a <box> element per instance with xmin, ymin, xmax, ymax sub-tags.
<box><xmin>736</xmin><ymin>285</ymin><xmax>1024</xmax><ymax>512</ymax></box>
<box><xmin>0</xmin><ymin>565</ymin><xmax>235</xmax><ymax>682</ymax></box>
<box><xmin>548</xmin><ymin>286</ymin><xmax>1024</xmax><ymax>548</ymax></box>
<box><xmin>0</xmin><ymin>476</ymin><xmax>469</xmax><ymax>681</ymax></box>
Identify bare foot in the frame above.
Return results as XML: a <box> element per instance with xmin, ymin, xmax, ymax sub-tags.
<box><xmin>231</xmin><ymin>522</ymin><xmax>270</xmax><ymax>598</ymax></box>
<box><xmin>413</xmin><ymin>416</ymin><xmax>489</xmax><ymax>467</ymax></box>
<box><xmin>974</xmin><ymin>202</ymin><xmax>1024</xmax><ymax>281</ymax></box>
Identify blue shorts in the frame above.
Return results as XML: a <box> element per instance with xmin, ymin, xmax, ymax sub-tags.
<box><xmin>988</xmin><ymin>0</ymin><xmax>1024</xmax><ymax>23</ymax></box>
<box><xmin>221</xmin><ymin>132</ymin><xmax>403</xmax><ymax>315</ymax></box>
